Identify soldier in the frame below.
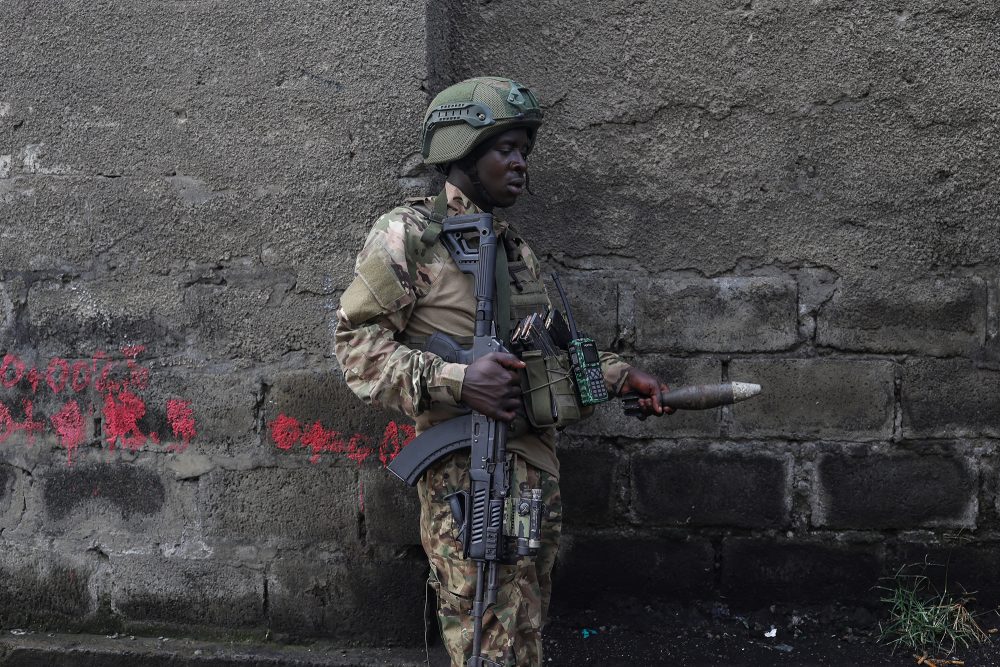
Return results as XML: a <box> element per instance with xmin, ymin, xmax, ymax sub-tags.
<box><xmin>334</xmin><ymin>77</ymin><xmax>671</xmax><ymax>667</ymax></box>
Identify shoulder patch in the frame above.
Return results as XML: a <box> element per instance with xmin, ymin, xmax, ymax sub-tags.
<box><xmin>354</xmin><ymin>203</ymin><xmax>454</xmax><ymax>305</ymax></box>
<box><xmin>340</xmin><ymin>243</ymin><xmax>413</xmax><ymax>325</ymax></box>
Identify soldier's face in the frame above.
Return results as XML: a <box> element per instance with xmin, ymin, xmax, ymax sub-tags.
<box><xmin>474</xmin><ymin>128</ymin><xmax>531</xmax><ymax>208</ymax></box>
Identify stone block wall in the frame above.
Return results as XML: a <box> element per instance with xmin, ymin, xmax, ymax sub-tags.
<box><xmin>2</xmin><ymin>0</ymin><xmax>1000</xmax><ymax>644</ymax></box>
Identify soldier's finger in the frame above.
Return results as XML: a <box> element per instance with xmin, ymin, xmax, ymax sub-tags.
<box><xmin>502</xmin><ymin>385</ymin><xmax>522</xmax><ymax>399</ymax></box>
<box><xmin>659</xmin><ymin>382</ymin><xmax>675</xmax><ymax>415</ymax></box>
<box><xmin>486</xmin><ymin>366</ymin><xmax>517</xmax><ymax>385</ymax></box>
<box><xmin>492</xmin><ymin>353</ymin><xmax>527</xmax><ymax>370</ymax></box>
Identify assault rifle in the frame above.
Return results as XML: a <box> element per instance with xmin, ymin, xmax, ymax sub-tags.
<box><xmin>386</xmin><ymin>217</ymin><xmax>763</xmax><ymax>664</ymax></box>
<box><xmin>390</xmin><ymin>379</ymin><xmax>763</xmax><ymax>485</ymax></box>
<box><xmin>387</xmin><ymin>212</ymin><xmax>541</xmax><ymax>667</ymax></box>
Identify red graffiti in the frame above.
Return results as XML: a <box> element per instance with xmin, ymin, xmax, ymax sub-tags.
<box><xmin>3</xmin><ymin>349</ymin><xmax>149</xmax><ymax>396</ymax></box>
<box><xmin>300</xmin><ymin>421</ymin><xmax>338</xmax><ymax>464</ymax></box>
<box><xmin>19</xmin><ymin>400</ymin><xmax>45</xmax><ymax>443</ymax></box>
<box><xmin>46</xmin><ymin>357</ymin><xmax>69</xmax><ymax>393</ymax></box>
<box><xmin>268</xmin><ymin>414</ymin><xmax>415</xmax><ymax>466</ymax></box>
<box><xmin>1</xmin><ymin>354</ymin><xmax>25</xmax><ymax>389</ymax></box>
<box><xmin>0</xmin><ymin>345</ymin><xmax>197</xmax><ymax>465</ymax></box>
<box><xmin>128</xmin><ymin>364</ymin><xmax>150</xmax><ymax>391</ymax></box>
<box><xmin>166</xmin><ymin>399</ymin><xmax>195</xmax><ymax>453</ymax></box>
<box><xmin>51</xmin><ymin>400</ymin><xmax>85</xmax><ymax>464</ymax></box>
<box><xmin>103</xmin><ymin>389</ymin><xmax>147</xmax><ymax>451</ymax></box>
<box><xmin>26</xmin><ymin>367</ymin><xmax>39</xmax><ymax>393</ymax></box>
<box><xmin>297</xmin><ymin>420</ymin><xmax>373</xmax><ymax>465</ymax></box>
<box><xmin>0</xmin><ymin>402</ymin><xmax>11</xmax><ymax>443</ymax></box>
<box><xmin>71</xmin><ymin>361</ymin><xmax>91</xmax><ymax>392</ymax></box>
<box><xmin>0</xmin><ymin>400</ymin><xmax>46</xmax><ymax>444</ymax></box>
<box><xmin>378</xmin><ymin>421</ymin><xmax>415</xmax><ymax>467</ymax></box>
<box><xmin>93</xmin><ymin>362</ymin><xmax>116</xmax><ymax>393</ymax></box>
<box><xmin>345</xmin><ymin>433</ymin><xmax>374</xmax><ymax>465</ymax></box>
<box><xmin>1</xmin><ymin>345</ymin><xmax>198</xmax><ymax>463</ymax></box>
<box><xmin>270</xmin><ymin>414</ymin><xmax>302</xmax><ymax>451</ymax></box>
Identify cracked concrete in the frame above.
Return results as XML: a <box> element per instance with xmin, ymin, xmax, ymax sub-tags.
<box><xmin>1</xmin><ymin>0</ymin><xmax>1000</xmax><ymax>656</ymax></box>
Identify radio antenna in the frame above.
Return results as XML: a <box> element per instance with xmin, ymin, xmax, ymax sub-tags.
<box><xmin>550</xmin><ymin>272</ymin><xmax>579</xmax><ymax>339</ymax></box>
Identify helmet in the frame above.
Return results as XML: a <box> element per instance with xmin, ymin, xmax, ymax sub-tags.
<box><xmin>421</xmin><ymin>77</ymin><xmax>543</xmax><ymax>165</ymax></box>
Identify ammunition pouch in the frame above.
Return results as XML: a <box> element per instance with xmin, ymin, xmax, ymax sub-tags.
<box><xmin>519</xmin><ymin>350</ymin><xmax>593</xmax><ymax>430</ymax></box>
<box><xmin>399</xmin><ymin>207</ymin><xmax>595</xmax><ymax>432</ymax></box>
<box><xmin>401</xmin><ymin>334</ymin><xmax>592</xmax><ymax>433</ymax></box>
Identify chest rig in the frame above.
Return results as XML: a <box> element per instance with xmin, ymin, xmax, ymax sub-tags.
<box><xmin>415</xmin><ymin>191</ymin><xmax>548</xmax><ymax>340</ymax></box>
<box><xmin>411</xmin><ymin>190</ymin><xmax>592</xmax><ymax>431</ymax></box>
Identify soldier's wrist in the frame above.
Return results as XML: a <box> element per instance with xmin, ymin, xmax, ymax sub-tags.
<box><xmin>431</xmin><ymin>361</ymin><xmax>467</xmax><ymax>406</ymax></box>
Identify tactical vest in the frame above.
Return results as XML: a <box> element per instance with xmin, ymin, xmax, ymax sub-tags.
<box><xmin>406</xmin><ymin>191</ymin><xmax>592</xmax><ymax>432</ymax></box>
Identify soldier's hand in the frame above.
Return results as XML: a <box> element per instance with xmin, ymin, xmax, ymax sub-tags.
<box><xmin>622</xmin><ymin>368</ymin><xmax>675</xmax><ymax>416</ymax></box>
<box><xmin>461</xmin><ymin>352</ymin><xmax>526</xmax><ymax>422</ymax></box>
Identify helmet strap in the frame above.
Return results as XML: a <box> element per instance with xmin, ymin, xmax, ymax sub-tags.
<box><xmin>451</xmin><ymin>144</ymin><xmax>501</xmax><ymax>212</ymax></box>
<box><xmin>465</xmin><ymin>163</ymin><xmax>500</xmax><ymax>212</ymax></box>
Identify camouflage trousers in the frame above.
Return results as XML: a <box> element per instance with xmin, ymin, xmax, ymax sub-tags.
<box><xmin>418</xmin><ymin>451</ymin><xmax>562</xmax><ymax>667</ymax></box>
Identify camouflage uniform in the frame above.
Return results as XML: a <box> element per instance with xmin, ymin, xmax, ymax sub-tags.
<box><xmin>335</xmin><ymin>184</ymin><xmax>632</xmax><ymax>477</ymax></box>
<box><xmin>335</xmin><ymin>184</ymin><xmax>632</xmax><ymax>666</ymax></box>
<box><xmin>335</xmin><ymin>78</ymin><xmax>633</xmax><ymax>667</ymax></box>
<box><xmin>419</xmin><ymin>452</ymin><xmax>561</xmax><ymax>666</ymax></box>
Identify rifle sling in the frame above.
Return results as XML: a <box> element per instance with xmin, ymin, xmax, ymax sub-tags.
<box><xmin>494</xmin><ymin>237</ymin><xmax>511</xmax><ymax>344</ymax></box>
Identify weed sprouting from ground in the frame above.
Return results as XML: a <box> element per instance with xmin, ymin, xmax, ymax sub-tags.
<box><xmin>878</xmin><ymin>563</ymin><xmax>990</xmax><ymax>656</ymax></box>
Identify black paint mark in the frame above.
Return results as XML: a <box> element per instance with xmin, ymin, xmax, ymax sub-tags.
<box><xmin>43</xmin><ymin>464</ymin><xmax>165</xmax><ymax>520</ymax></box>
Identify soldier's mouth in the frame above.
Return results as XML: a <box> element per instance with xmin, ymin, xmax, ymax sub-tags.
<box><xmin>507</xmin><ymin>180</ymin><xmax>524</xmax><ymax>195</ymax></box>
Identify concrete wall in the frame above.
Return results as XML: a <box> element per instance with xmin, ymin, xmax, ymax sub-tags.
<box><xmin>2</xmin><ymin>0</ymin><xmax>999</xmax><ymax>642</ymax></box>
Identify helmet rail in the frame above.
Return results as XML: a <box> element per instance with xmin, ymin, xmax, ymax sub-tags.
<box><xmin>421</xmin><ymin>77</ymin><xmax>543</xmax><ymax>165</ymax></box>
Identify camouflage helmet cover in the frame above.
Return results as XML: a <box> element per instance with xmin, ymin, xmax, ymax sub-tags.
<box><xmin>421</xmin><ymin>77</ymin><xmax>543</xmax><ymax>165</ymax></box>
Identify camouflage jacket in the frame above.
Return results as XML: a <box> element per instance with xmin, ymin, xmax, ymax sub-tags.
<box><xmin>334</xmin><ymin>184</ymin><xmax>632</xmax><ymax>475</ymax></box>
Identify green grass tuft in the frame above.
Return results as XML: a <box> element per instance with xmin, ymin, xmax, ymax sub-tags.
<box><xmin>878</xmin><ymin>562</ymin><xmax>991</xmax><ymax>656</ymax></box>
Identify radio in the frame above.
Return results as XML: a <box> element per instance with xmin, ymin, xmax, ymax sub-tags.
<box><xmin>550</xmin><ymin>273</ymin><xmax>609</xmax><ymax>406</ymax></box>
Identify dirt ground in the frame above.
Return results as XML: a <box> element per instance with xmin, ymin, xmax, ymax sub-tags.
<box><xmin>540</xmin><ymin>599</ymin><xmax>1000</xmax><ymax>666</ymax></box>
<box><xmin>5</xmin><ymin>598</ymin><xmax>1000</xmax><ymax>666</ymax></box>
